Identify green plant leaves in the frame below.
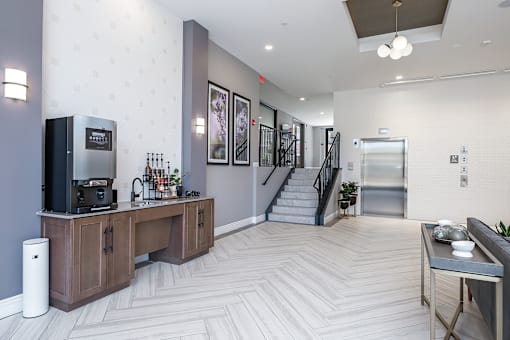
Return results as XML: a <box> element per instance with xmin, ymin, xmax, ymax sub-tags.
<box><xmin>495</xmin><ymin>221</ymin><xmax>510</xmax><ymax>237</ymax></box>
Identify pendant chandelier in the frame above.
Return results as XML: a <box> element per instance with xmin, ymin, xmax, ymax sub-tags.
<box><xmin>377</xmin><ymin>0</ymin><xmax>413</xmax><ymax>60</ymax></box>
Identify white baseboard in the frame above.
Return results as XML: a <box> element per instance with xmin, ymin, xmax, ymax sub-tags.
<box><xmin>324</xmin><ymin>210</ymin><xmax>338</xmax><ymax>224</ymax></box>
<box><xmin>254</xmin><ymin>214</ymin><xmax>266</xmax><ymax>224</ymax></box>
<box><xmin>215</xmin><ymin>214</ymin><xmax>266</xmax><ymax>237</ymax></box>
<box><xmin>0</xmin><ymin>294</ymin><xmax>22</xmax><ymax>319</ymax></box>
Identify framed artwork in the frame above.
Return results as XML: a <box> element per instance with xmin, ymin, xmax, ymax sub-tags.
<box><xmin>207</xmin><ymin>82</ymin><xmax>229</xmax><ymax>164</ymax></box>
<box><xmin>232</xmin><ymin>93</ymin><xmax>251</xmax><ymax>165</ymax></box>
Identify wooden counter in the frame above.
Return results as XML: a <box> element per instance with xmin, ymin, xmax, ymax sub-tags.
<box><xmin>39</xmin><ymin>197</ymin><xmax>214</xmax><ymax>311</ymax></box>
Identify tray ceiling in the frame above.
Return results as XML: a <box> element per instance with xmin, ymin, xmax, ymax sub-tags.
<box><xmin>346</xmin><ymin>0</ymin><xmax>449</xmax><ymax>38</ymax></box>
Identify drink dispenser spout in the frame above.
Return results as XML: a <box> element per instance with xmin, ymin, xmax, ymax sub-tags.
<box><xmin>131</xmin><ymin>177</ymin><xmax>143</xmax><ymax>202</ymax></box>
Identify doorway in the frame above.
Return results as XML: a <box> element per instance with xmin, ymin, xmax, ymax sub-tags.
<box><xmin>360</xmin><ymin>138</ymin><xmax>407</xmax><ymax>218</ymax></box>
<box><xmin>293</xmin><ymin>121</ymin><xmax>304</xmax><ymax>168</ymax></box>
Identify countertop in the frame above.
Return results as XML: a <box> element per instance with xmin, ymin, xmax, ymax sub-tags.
<box><xmin>37</xmin><ymin>196</ymin><xmax>213</xmax><ymax>219</ymax></box>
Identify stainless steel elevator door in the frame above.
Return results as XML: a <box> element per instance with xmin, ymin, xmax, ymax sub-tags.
<box><xmin>361</xmin><ymin>139</ymin><xmax>407</xmax><ymax>218</ymax></box>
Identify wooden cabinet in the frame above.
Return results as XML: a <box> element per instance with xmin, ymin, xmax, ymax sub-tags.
<box><xmin>71</xmin><ymin>215</ymin><xmax>108</xmax><ymax>302</ymax></box>
<box><xmin>184</xmin><ymin>199</ymin><xmax>214</xmax><ymax>258</ymax></box>
<box><xmin>151</xmin><ymin>199</ymin><xmax>214</xmax><ymax>264</ymax></box>
<box><xmin>41</xmin><ymin>198</ymin><xmax>213</xmax><ymax>311</ymax></box>
<box><xmin>42</xmin><ymin>211</ymin><xmax>135</xmax><ymax>311</ymax></box>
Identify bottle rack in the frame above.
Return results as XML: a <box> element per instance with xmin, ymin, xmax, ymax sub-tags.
<box><xmin>142</xmin><ymin>153</ymin><xmax>176</xmax><ymax>200</ymax></box>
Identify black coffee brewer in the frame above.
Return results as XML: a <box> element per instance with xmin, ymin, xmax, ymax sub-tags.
<box><xmin>45</xmin><ymin>115</ymin><xmax>118</xmax><ymax>214</ymax></box>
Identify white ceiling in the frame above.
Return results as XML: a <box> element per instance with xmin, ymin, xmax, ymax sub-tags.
<box><xmin>158</xmin><ymin>0</ymin><xmax>510</xmax><ymax>125</ymax></box>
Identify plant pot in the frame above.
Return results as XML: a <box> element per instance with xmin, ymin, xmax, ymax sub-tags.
<box><xmin>349</xmin><ymin>194</ymin><xmax>358</xmax><ymax>206</ymax></box>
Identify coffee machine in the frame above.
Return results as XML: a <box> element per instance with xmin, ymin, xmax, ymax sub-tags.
<box><xmin>45</xmin><ymin>115</ymin><xmax>117</xmax><ymax>214</ymax></box>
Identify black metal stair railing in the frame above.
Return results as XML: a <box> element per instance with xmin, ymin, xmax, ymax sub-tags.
<box><xmin>313</xmin><ymin>132</ymin><xmax>341</xmax><ymax>224</ymax></box>
<box><xmin>259</xmin><ymin>125</ymin><xmax>297</xmax><ymax>185</ymax></box>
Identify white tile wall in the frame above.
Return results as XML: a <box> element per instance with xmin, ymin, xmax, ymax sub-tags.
<box><xmin>42</xmin><ymin>0</ymin><xmax>183</xmax><ymax>201</ymax></box>
<box><xmin>334</xmin><ymin>75</ymin><xmax>510</xmax><ymax>224</ymax></box>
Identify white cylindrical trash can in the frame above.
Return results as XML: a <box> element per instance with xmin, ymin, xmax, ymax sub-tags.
<box><xmin>22</xmin><ymin>238</ymin><xmax>49</xmax><ymax>318</ymax></box>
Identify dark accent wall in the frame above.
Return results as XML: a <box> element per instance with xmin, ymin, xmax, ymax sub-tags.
<box><xmin>0</xmin><ymin>0</ymin><xmax>43</xmax><ymax>299</ymax></box>
<box><xmin>182</xmin><ymin>21</ymin><xmax>208</xmax><ymax>194</ymax></box>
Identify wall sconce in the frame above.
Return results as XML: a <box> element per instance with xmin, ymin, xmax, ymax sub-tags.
<box><xmin>196</xmin><ymin>117</ymin><xmax>205</xmax><ymax>135</ymax></box>
<box><xmin>3</xmin><ymin>68</ymin><xmax>28</xmax><ymax>101</ymax></box>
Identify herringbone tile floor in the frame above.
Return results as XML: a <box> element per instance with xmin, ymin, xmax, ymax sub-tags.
<box><xmin>0</xmin><ymin>217</ymin><xmax>492</xmax><ymax>339</ymax></box>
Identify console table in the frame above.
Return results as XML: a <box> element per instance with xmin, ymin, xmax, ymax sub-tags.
<box><xmin>421</xmin><ymin>223</ymin><xmax>504</xmax><ymax>340</ymax></box>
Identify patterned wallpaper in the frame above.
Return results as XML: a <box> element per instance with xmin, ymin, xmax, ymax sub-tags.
<box><xmin>42</xmin><ymin>0</ymin><xmax>183</xmax><ymax>201</ymax></box>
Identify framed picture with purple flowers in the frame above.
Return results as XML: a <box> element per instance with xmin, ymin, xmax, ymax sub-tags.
<box><xmin>207</xmin><ymin>82</ymin><xmax>230</xmax><ymax>164</ymax></box>
<box><xmin>232</xmin><ymin>93</ymin><xmax>251</xmax><ymax>165</ymax></box>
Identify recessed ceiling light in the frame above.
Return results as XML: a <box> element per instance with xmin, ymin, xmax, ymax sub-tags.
<box><xmin>299</xmin><ymin>97</ymin><xmax>306</xmax><ymax>101</ymax></box>
<box><xmin>395</xmin><ymin>75</ymin><xmax>403</xmax><ymax>80</ymax></box>
<box><xmin>258</xmin><ymin>116</ymin><xmax>262</xmax><ymax>119</ymax></box>
<box><xmin>481</xmin><ymin>40</ymin><xmax>492</xmax><ymax>46</ymax></box>
<box><xmin>264</xmin><ymin>45</ymin><xmax>273</xmax><ymax>51</ymax></box>
<box><xmin>320</xmin><ymin>112</ymin><xmax>324</xmax><ymax>115</ymax></box>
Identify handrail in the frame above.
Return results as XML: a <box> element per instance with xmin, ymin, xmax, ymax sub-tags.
<box><xmin>262</xmin><ymin>135</ymin><xmax>296</xmax><ymax>185</ymax></box>
<box><xmin>313</xmin><ymin>132</ymin><xmax>341</xmax><ymax>222</ymax></box>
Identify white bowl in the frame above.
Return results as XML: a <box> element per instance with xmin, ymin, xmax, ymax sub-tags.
<box><xmin>451</xmin><ymin>240</ymin><xmax>475</xmax><ymax>252</ymax></box>
<box><xmin>437</xmin><ymin>219</ymin><xmax>453</xmax><ymax>226</ymax></box>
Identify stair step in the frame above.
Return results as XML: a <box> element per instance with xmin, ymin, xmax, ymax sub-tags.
<box><xmin>277</xmin><ymin>198</ymin><xmax>318</xmax><ymax>207</ymax></box>
<box><xmin>280</xmin><ymin>191</ymin><xmax>317</xmax><ymax>200</ymax></box>
<box><xmin>267</xmin><ymin>213</ymin><xmax>316</xmax><ymax>225</ymax></box>
<box><xmin>291</xmin><ymin>172</ymin><xmax>319</xmax><ymax>180</ymax></box>
<box><xmin>273</xmin><ymin>205</ymin><xmax>316</xmax><ymax>215</ymax></box>
<box><xmin>284</xmin><ymin>185</ymin><xmax>317</xmax><ymax>193</ymax></box>
<box><xmin>288</xmin><ymin>179</ymin><xmax>314</xmax><ymax>186</ymax></box>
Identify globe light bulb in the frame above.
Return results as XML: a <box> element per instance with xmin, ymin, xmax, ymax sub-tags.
<box><xmin>402</xmin><ymin>42</ymin><xmax>413</xmax><ymax>57</ymax></box>
<box><xmin>390</xmin><ymin>48</ymin><xmax>402</xmax><ymax>60</ymax></box>
<box><xmin>393</xmin><ymin>35</ymin><xmax>408</xmax><ymax>51</ymax></box>
<box><xmin>377</xmin><ymin>44</ymin><xmax>391</xmax><ymax>58</ymax></box>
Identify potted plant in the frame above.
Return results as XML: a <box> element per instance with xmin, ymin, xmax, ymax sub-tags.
<box><xmin>170</xmin><ymin>168</ymin><xmax>183</xmax><ymax>197</ymax></box>
<box><xmin>495</xmin><ymin>221</ymin><xmax>510</xmax><ymax>242</ymax></box>
<box><xmin>340</xmin><ymin>181</ymin><xmax>359</xmax><ymax>205</ymax></box>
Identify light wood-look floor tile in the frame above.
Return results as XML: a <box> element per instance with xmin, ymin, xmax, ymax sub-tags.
<box><xmin>0</xmin><ymin>216</ymin><xmax>492</xmax><ymax>339</ymax></box>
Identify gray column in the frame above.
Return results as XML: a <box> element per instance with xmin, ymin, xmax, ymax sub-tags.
<box><xmin>182</xmin><ymin>20</ymin><xmax>208</xmax><ymax>194</ymax></box>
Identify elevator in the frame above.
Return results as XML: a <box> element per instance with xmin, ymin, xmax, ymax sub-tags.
<box><xmin>360</xmin><ymin>138</ymin><xmax>407</xmax><ymax>218</ymax></box>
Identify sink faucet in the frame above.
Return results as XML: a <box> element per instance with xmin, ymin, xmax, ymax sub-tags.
<box><xmin>131</xmin><ymin>177</ymin><xmax>143</xmax><ymax>202</ymax></box>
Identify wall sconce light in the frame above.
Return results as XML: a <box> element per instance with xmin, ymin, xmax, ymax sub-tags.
<box><xmin>3</xmin><ymin>68</ymin><xmax>28</xmax><ymax>101</ymax></box>
<box><xmin>196</xmin><ymin>117</ymin><xmax>205</xmax><ymax>135</ymax></box>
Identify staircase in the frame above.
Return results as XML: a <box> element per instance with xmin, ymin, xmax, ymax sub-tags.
<box><xmin>267</xmin><ymin>168</ymin><xmax>319</xmax><ymax>225</ymax></box>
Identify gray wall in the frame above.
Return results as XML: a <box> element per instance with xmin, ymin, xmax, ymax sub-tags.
<box><xmin>276</xmin><ymin>110</ymin><xmax>294</xmax><ymax>131</ymax></box>
<box><xmin>324</xmin><ymin>170</ymin><xmax>342</xmax><ymax>220</ymax></box>
<box><xmin>255</xmin><ymin>167</ymin><xmax>291</xmax><ymax>215</ymax></box>
<box><xmin>207</xmin><ymin>41</ymin><xmax>260</xmax><ymax>226</ymax></box>
<box><xmin>182</xmin><ymin>21</ymin><xmax>208</xmax><ymax>194</ymax></box>
<box><xmin>0</xmin><ymin>0</ymin><xmax>43</xmax><ymax>299</ymax></box>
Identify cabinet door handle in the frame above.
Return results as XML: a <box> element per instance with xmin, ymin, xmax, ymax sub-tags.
<box><xmin>109</xmin><ymin>226</ymin><xmax>114</xmax><ymax>253</ymax></box>
<box><xmin>103</xmin><ymin>227</ymin><xmax>109</xmax><ymax>255</ymax></box>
